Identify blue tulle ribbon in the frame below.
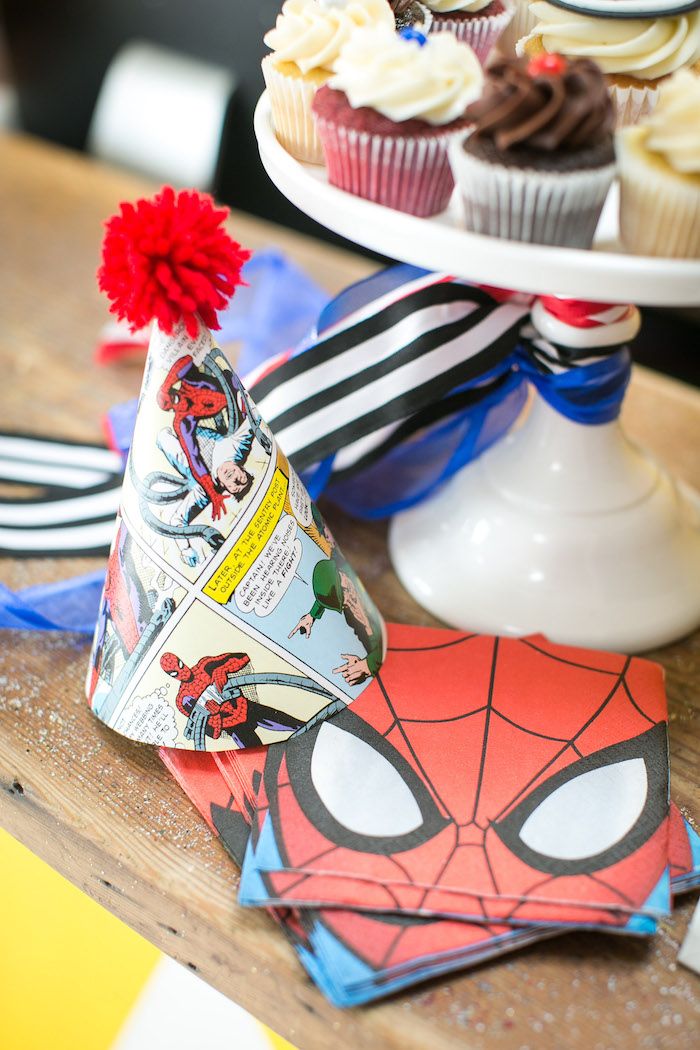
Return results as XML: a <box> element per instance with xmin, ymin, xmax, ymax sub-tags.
<box><xmin>292</xmin><ymin>265</ymin><xmax>631</xmax><ymax>516</ymax></box>
<box><xmin>0</xmin><ymin>571</ymin><xmax>105</xmax><ymax>633</ymax></box>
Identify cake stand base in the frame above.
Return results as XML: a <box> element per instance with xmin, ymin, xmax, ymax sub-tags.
<box><xmin>389</xmin><ymin>395</ymin><xmax>700</xmax><ymax>653</ymax></box>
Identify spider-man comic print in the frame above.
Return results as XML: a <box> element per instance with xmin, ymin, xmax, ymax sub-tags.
<box><xmin>240</xmin><ymin>624</ymin><xmax>671</xmax><ymax>927</ymax></box>
<box><xmin>123</xmin><ymin>338</ymin><xmax>276</xmax><ymax>582</ymax></box>
<box><xmin>87</xmin><ymin>516</ymin><xmax>186</xmax><ymax>723</ymax></box>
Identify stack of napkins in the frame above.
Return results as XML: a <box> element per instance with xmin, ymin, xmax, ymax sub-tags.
<box><xmin>162</xmin><ymin>622</ymin><xmax>700</xmax><ymax>1007</ymax></box>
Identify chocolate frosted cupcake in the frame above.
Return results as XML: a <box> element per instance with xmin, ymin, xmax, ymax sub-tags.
<box><xmin>388</xmin><ymin>0</ymin><xmax>433</xmax><ymax>32</ymax></box>
<box><xmin>425</xmin><ymin>0</ymin><xmax>514</xmax><ymax>64</ymax></box>
<box><xmin>449</xmin><ymin>54</ymin><xmax>616</xmax><ymax>246</ymax></box>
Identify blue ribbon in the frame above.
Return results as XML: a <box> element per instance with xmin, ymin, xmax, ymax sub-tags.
<box><xmin>0</xmin><ymin>571</ymin><xmax>105</xmax><ymax>633</ymax></box>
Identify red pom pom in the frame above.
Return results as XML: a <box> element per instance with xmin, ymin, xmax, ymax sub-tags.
<box><xmin>527</xmin><ymin>52</ymin><xmax>568</xmax><ymax>78</ymax></box>
<box><xmin>97</xmin><ymin>186</ymin><xmax>250</xmax><ymax>338</ymax></box>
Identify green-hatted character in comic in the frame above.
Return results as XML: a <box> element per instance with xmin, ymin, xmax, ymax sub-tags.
<box><xmin>288</xmin><ymin>555</ymin><xmax>384</xmax><ymax>687</ymax></box>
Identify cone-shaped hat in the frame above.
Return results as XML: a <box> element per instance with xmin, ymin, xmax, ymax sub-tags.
<box><xmin>87</xmin><ymin>187</ymin><xmax>385</xmax><ymax>750</ymax></box>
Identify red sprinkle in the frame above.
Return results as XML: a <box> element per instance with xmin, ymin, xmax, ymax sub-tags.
<box><xmin>527</xmin><ymin>52</ymin><xmax>568</xmax><ymax>77</ymax></box>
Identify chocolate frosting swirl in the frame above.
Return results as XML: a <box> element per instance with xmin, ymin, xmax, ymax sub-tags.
<box><xmin>465</xmin><ymin>57</ymin><xmax>614</xmax><ymax>152</ymax></box>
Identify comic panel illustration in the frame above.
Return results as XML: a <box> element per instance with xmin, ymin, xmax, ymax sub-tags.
<box><xmin>120</xmin><ymin>600</ymin><xmax>345</xmax><ymax>751</ymax></box>
<box><xmin>121</xmin><ymin>324</ymin><xmax>275</xmax><ymax>582</ymax></box>
<box><xmin>87</xmin><ymin>515</ymin><xmax>186</xmax><ymax>727</ymax></box>
<box><xmin>202</xmin><ymin>450</ymin><xmax>386</xmax><ymax>704</ymax></box>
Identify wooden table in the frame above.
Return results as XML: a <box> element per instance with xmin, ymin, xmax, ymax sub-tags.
<box><xmin>1</xmin><ymin>132</ymin><xmax>699</xmax><ymax>1050</ymax></box>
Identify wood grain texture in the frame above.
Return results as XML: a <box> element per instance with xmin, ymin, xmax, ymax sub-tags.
<box><xmin>0</xmin><ymin>132</ymin><xmax>698</xmax><ymax>1049</ymax></box>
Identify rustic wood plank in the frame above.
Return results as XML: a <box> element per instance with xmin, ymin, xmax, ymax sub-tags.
<box><xmin>0</xmin><ymin>132</ymin><xmax>698</xmax><ymax>1050</ymax></box>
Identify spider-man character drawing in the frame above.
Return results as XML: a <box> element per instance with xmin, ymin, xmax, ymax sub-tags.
<box><xmin>245</xmin><ymin>625</ymin><xmax>670</xmax><ymax>928</ymax></box>
<box><xmin>157</xmin><ymin>354</ymin><xmax>250</xmax><ymax>521</ymax></box>
<box><xmin>160</xmin><ymin>651</ymin><xmax>304</xmax><ymax>748</ymax></box>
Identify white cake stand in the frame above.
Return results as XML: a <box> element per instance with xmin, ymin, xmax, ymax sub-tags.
<box><xmin>254</xmin><ymin>92</ymin><xmax>700</xmax><ymax>652</ymax></box>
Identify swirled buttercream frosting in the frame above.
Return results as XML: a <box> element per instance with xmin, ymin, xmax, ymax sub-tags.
<box><xmin>644</xmin><ymin>68</ymin><xmax>700</xmax><ymax>172</ymax></box>
<box><xmin>329</xmin><ymin>24</ymin><xmax>484</xmax><ymax>123</ymax></box>
<box><xmin>465</xmin><ymin>55</ymin><xmax>615</xmax><ymax>151</ymax></box>
<box><xmin>264</xmin><ymin>0</ymin><xmax>395</xmax><ymax>75</ymax></box>
<box><xmin>520</xmin><ymin>1</ymin><xmax>700</xmax><ymax>81</ymax></box>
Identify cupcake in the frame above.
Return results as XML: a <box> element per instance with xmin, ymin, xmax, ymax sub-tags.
<box><xmin>496</xmin><ymin>0</ymin><xmax>538</xmax><ymax>58</ymax></box>
<box><xmin>424</xmin><ymin>0</ymin><xmax>514</xmax><ymax>64</ymax></box>
<box><xmin>312</xmin><ymin>26</ymin><xmax>483</xmax><ymax>215</ymax></box>
<box><xmin>449</xmin><ymin>53</ymin><xmax>616</xmax><ymax>246</ymax></box>
<box><xmin>262</xmin><ymin>0</ymin><xmax>395</xmax><ymax>164</ymax></box>
<box><xmin>518</xmin><ymin>2</ymin><xmax>700</xmax><ymax>126</ymax></box>
<box><xmin>618</xmin><ymin>69</ymin><xmax>700</xmax><ymax>258</ymax></box>
<box><xmin>388</xmin><ymin>0</ymin><xmax>433</xmax><ymax>32</ymax></box>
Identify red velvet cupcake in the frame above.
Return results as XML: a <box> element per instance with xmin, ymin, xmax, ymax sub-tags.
<box><xmin>312</xmin><ymin>26</ymin><xmax>483</xmax><ymax>216</ymax></box>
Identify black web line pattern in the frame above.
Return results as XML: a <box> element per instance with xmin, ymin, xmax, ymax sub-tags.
<box><xmin>388</xmin><ymin>634</ymin><xmax>478</xmax><ymax>653</ymax></box>
<box><xmin>263</xmin><ymin>642</ymin><xmax>664</xmax><ymax>925</ymax></box>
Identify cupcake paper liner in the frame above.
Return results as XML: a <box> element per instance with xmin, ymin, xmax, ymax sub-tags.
<box><xmin>449</xmin><ymin>131</ymin><xmax>615</xmax><ymax>247</ymax></box>
<box><xmin>262</xmin><ymin>57</ymin><xmax>326</xmax><ymax>165</ymax></box>
<box><xmin>608</xmin><ymin>80</ymin><xmax>659</xmax><ymax>129</ymax></box>
<box><xmin>429</xmin><ymin>3</ymin><xmax>514</xmax><ymax>64</ymax></box>
<box><xmin>315</xmin><ymin>117</ymin><xmax>460</xmax><ymax>216</ymax></box>
<box><xmin>618</xmin><ymin>132</ymin><xmax>700</xmax><ymax>258</ymax></box>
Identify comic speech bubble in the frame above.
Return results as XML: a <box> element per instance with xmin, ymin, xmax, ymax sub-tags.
<box><xmin>288</xmin><ymin>465</ymin><xmax>312</xmax><ymax>527</ymax></box>
<box><xmin>115</xmin><ymin>684</ymin><xmax>179</xmax><ymax>745</ymax></box>
<box><xmin>234</xmin><ymin>513</ymin><xmax>302</xmax><ymax>617</ymax></box>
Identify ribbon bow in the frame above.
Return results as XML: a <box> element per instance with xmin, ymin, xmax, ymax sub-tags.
<box><xmin>249</xmin><ymin>265</ymin><xmax>634</xmax><ymax>518</ymax></box>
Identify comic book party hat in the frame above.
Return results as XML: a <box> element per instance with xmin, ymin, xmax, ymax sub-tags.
<box><xmin>87</xmin><ymin>186</ymin><xmax>385</xmax><ymax>751</ymax></box>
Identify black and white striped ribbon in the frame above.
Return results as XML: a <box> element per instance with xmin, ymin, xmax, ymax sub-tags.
<box><xmin>0</xmin><ymin>433</ymin><xmax>123</xmax><ymax>556</ymax></box>
<box><xmin>251</xmin><ymin>273</ymin><xmax>531</xmax><ymax>475</ymax></box>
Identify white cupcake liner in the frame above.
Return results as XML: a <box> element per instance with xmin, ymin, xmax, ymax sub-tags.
<box><xmin>315</xmin><ymin>117</ymin><xmax>462</xmax><ymax>216</ymax></box>
<box><xmin>428</xmin><ymin>2</ymin><xmax>514</xmax><ymax>64</ymax></box>
<box><xmin>449</xmin><ymin>129</ymin><xmax>615</xmax><ymax>247</ymax></box>
<box><xmin>608</xmin><ymin>80</ymin><xmax>659</xmax><ymax>128</ymax></box>
<box><xmin>496</xmin><ymin>0</ymin><xmax>538</xmax><ymax>58</ymax></box>
<box><xmin>618</xmin><ymin>131</ymin><xmax>700</xmax><ymax>258</ymax></box>
<box><xmin>262</xmin><ymin>57</ymin><xmax>326</xmax><ymax>165</ymax></box>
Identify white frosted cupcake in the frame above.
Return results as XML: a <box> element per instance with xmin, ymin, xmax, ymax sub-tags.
<box><xmin>425</xmin><ymin>0</ymin><xmax>514</xmax><ymax>63</ymax></box>
<box><xmin>262</xmin><ymin>0</ymin><xmax>395</xmax><ymax>164</ymax></box>
<box><xmin>618</xmin><ymin>69</ymin><xmax>700</xmax><ymax>258</ymax></box>
<box><xmin>517</xmin><ymin>2</ymin><xmax>700</xmax><ymax>126</ymax></box>
<box><xmin>312</xmin><ymin>26</ymin><xmax>483</xmax><ymax>215</ymax></box>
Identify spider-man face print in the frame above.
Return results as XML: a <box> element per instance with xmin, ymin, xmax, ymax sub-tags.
<box><xmin>160</xmin><ymin>728</ymin><xmax>697</xmax><ymax>1009</ymax></box>
<box><xmin>246</xmin><ymin>625</ymin><xmax>671</xmax><ymax>927</ymax></box>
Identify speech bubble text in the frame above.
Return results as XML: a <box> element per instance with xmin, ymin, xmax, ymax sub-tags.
<box><xmin>287</xmin><ymin>464</ymin><xmax>313</xmax><ymax>527</ymax></box>
<box><xmin>116</xmin><ymin>684</ymin><xmax>178</xmax><ymax>745</ymax></box>
<box><xmin>234</xmin><ymin>513</ymin><xmax>302</xmax><ymax>617</ymax></box>
<box><xmin>204</xmin><ymin>468</ymin><xmax>288</xmax><ymax>604</ymax></box>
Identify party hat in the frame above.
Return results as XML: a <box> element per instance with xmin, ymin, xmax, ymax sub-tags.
<box><xmin>87</xmin><ymin>187</ymin><xmax>385</xmax><ymax>750</ymax></box>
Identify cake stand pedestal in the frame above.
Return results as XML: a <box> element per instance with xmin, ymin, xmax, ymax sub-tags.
<box><xmin>254</xmin><ymin>93</ymin><xmax>700</xmax><ymax>651</ymax></box>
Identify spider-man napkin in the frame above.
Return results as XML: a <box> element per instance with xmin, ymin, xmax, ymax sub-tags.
<box><xmin>238</xmin><ymin>624</ymin><xmax>672</xmax><ymax>928</ymax></box>
<box><xmin>160</xmin><ymin>746</ymin><xmax>699</xmax><ymax>1008</ymax></box>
